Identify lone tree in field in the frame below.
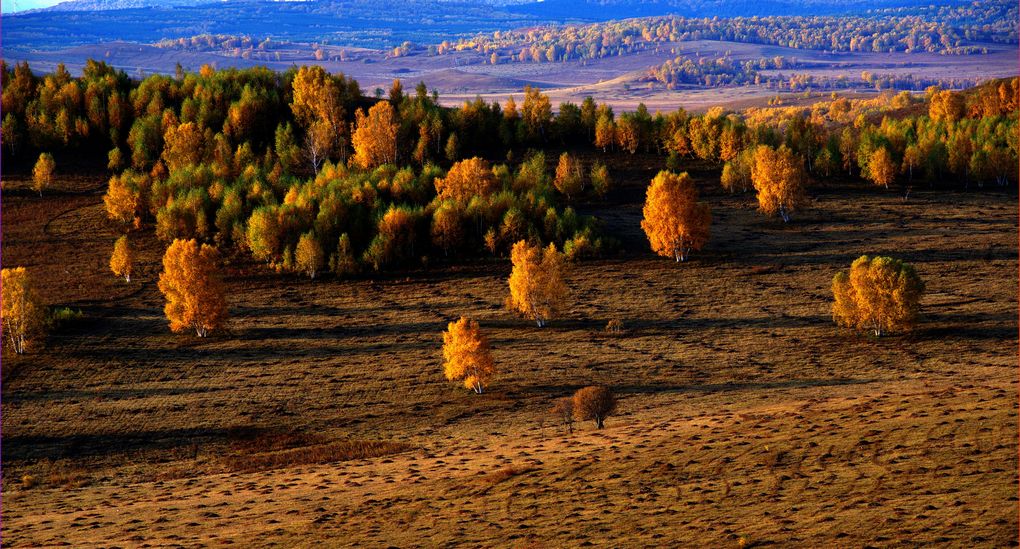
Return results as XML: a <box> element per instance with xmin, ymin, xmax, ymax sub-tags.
<box><xmin>832</xmin><ymin>255</ymin><xmax>924</xmax><ymax>336</ymax></box>
<box><xmin>32</xmin><ymin>153</ymin><xmax>55</xmax><ymax>196</ymax></box>
<box><xmin>442</xmin><ymin>316</ymin><xmax>496</xmax><ymax>394</ymax></box>
<box><xmin>751</xmin><ymin>145</ymin><xmax>806</xmax><ymax>222</ymax></box>
<box><xmin>573</xmin><ymin>386</ymin><xmax>617</xmax><ymax>429</ymax></box>
<box><xmin>110</xmin><ymin>235</ymin><xmax>134</xmax><ymax>282</ymax></box>
<box><xmin>867</xmin><ymin>147</ymin><xmax>897</xmax><ymax>189</ymax></box>
<box><xmin>641</xmin><ymin>170</ymin><xmax>711</xmax><ymax>262</ymax></box>
<box><xmin>158</xmin><ymin>239</ymin><xmax>228</xmax><ymax>337</ymax></box>
<box><xmin>295</xmin><ymin>232</ymin><xmax>325</xmax><ymax>279</ymax></box>
<box><xmin>507</xmin><ymin>240</ymin><xmax>569</xmax><ymax>327</ymax></box>
<box><xmin>1</xmin><ymin>267</ymin><xmax>44</xmax><ymax>354</ymax></box>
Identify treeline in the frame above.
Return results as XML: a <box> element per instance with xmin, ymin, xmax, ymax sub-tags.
<box><xmin>644</xmin><ymin>54</ymin><xmax>984</xmax><ymax>92</ymax></box>
<box><xmin>3</xmin><ymin>61</ymin><xmax>1016</xmax><ymax>277</ymax></box>
<box><xmin>433</xmin><ymin>11</ymin><xmax>1007</xmax><ymax>65</ymax></box>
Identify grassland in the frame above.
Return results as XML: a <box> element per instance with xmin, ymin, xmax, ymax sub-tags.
<box><xmin>1</xmin><ymin>150</ymin><xmax>1016</xmax><ymax>546</ymax></box>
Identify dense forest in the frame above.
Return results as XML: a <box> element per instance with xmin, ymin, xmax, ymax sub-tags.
<box><xmin>2</xmin><ymin>59</ymin><xmax>1016</xmax><ymax>279</ymax></box>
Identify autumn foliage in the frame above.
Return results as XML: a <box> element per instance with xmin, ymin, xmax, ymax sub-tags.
<box><xmin>434</xmin><ymin>157</ymin><xmax>497</xmax><ymax>201</ymax></box>
<box><xmin>751</xmin><ymin>144</ymin><xmax>807</xmax><ymax>222</ymax></box>
<box><xmin>442</xmin><ymin>316</ymin><xmax>497</xmax><ymax>393</ymax></box>
<box><xmin>506</xmin><ymin>240</ymin><xmax>569</xmax><ymax>327</ymax></box>
<box><xmin>1</xmin><ymin>267</ymin><xmax>44</xmax><ymax>354</ymax></box>
<box><xmin>572</xmin><ymin>386</ymin><xmax>617</xmax><ymax>429</ymax></box>
<box><xmin>352</xmin><ymin>101</ymin><xmax>398</xmax><ymax>169</ymax></box>
<box><xmin>32</xmin><ymin>152</ymin><xmax>55</xmax><ymax>196</ymax></box>
<box><xmin>641</xmin><ymin>171</ymin><xmax>711</xmax><ymax>262</ymax></box>
<box><xmin>832</xmin><ymin>255</ymin><xmax>924</xmax><ymax>336</ymax></box>
<box><xmin>109</xmin><ymin>235</ymin><xmax>134</xmax><ymax>282</ymax></box>
<box><xmin>157</xmin><ymin>239</ymin><xmax>228</xmax><ymax>337</ymax></box>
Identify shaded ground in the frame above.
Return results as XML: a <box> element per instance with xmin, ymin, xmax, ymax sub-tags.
<box><xmin>1</xmin><ymin>153</ymin><xmax>1017</xmax><ymax>546</ymax></box>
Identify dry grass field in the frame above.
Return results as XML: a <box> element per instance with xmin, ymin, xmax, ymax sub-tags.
<box><xmin>2</xmin><ymin>153</ymin><xmax>1017</xmax><ymax>546</ymax></box>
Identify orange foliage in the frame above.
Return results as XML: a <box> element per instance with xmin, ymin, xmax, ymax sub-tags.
<box><xmin>442</xmin><ymin>316</ymin><xmax>497</xmax><ymax>393</ymax></box>
<box><xmin>832</xmin><ymin>255</ymin><xmax>924</xmax><ymax>337</ymax></box>
<box><xmin>157</xmin><ymin>239</ymin><xmax>228</xmax><ymax>337</ymax></box>
<box><xmin>572</xmin><ymin>386</ymin><xmax>617</xmax><ymax>429</ymax></box>
<box><xmin>751</xmin><ymin>144</ymin><xmax>807</xmax><ymax>222</ymax></box>
<box><xmin>352</xmin><ymin>101</ymin><xmax>398</xmax><ymax>169</ymax></box>
<box><xmin>434</xmin><ymin>157</ymin><xmax>497</xmax><ymax>201</ymax></box>
<box><xmin>641</xmin><ymin>171</ymin><xmax>711</xmax><ymax>262</ymax></box>
<box><xmin>506</xmin><ymin>240</ymin><xmax>569</xmax><ymax>327</ymax></box>
<box><xmin>1</xmin><ymin>267</ymin><xmax>44</xmax><ymax>354</ymax></box>
<box><xmin>109</xmin><ymin>235</ymin><xmax>134</xmax><ymax>282</ymax></box>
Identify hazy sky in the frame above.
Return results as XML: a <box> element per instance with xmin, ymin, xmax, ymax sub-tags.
<box><xmin>3</xmin><ymin>0</ymin><xmax>65</xmax><ymax>13</ymax></box>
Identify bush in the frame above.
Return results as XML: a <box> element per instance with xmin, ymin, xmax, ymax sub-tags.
<box><xmin>573</xmin><ymin>385</ymin><xmax>617</xmax><ymax>429</ymax></box>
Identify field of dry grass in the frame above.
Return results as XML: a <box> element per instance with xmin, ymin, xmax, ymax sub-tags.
<box><xmin>1</xmin><ymin>152</ymin><xmax>1017</xmax><ymax>546</ymax></box>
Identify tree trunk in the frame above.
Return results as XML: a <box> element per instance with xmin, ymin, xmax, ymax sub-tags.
<box><xmin>596</xmin><ymin>416</ymin><xmax>604</xmax><ymax>429</ymax></box>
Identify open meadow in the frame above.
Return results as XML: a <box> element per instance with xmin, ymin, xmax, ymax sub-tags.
<box><xmin>2</xmin><ymin>151</ymin><xmax>1016</xmax><ymax>546</ymax></box>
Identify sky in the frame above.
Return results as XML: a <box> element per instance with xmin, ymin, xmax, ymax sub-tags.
<box><xmin>3</xmin><ymin>0</ymin><xmax>65</xmax><ymax>13</ymax></box>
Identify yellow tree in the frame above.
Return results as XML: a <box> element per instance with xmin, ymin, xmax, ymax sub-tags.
<box><xmin>506</xmin><ymin>240</ymin><xmax>569</xmax><ymax>327</ymax></box>
<box><xmin>32</xmin><ymin>152</ymin><xmax>55</xmax><ymax>196</ymax></box>
<box><xmin>641</xmin><ymin>171</ymin><xmax>711</xmax><ymax>262</ymax></box>
<box><xmin>572</xmin><ymin>386</ymin><xmax>617</xmax><ymax>429</ymax></box>
<box><xmin>110</xmin><ymin>235</ymin><xmax>134</xmax><ymax>282</ymax></box>
<box><xmin>1</xmin><ymin>267</ymin><xmax>44</xmax><ymax>354</ymax></box>
<box><xmin>832</xmin><ymin>255</ymin><xmax>924</xmax><ymax>336</ymax></box>
<box><xmin>434</xmin><ymin>157</ymin><xmax>498</xmax><ymax>201</ymax></box>
<box><xmin>751</xmin><ymin>144</ymin><xmax>807</xmax><ymax>222</ymax></box>
<box><xmin>553</xmin><ymin>152</ymin><xmax>583</xmax><ymax>199</ymax></box>
<box><xmin>352</xmin><ymin>101</ymin><xmax>398</xmax><ymax>169</ymax></box>
<box><xmin>442</xmin><ymin>316</ymin><xmax>497</xmax><ymax>394</ymax></box>
<box><xmin>291</xmin><ymin>66</ymin><xmax>347</xmax><ymax>159</ymax></box>
<box><xmin>104</xmin><ymin>171</ymin><xmax>149</xmax><ymax>227</ymax></box>
<box><xmin>595</xmin><ymin>114</ymin><xmax>615</xmax><ymax>152</ymax></box>
<box><xmin>867</xmin><ymin>147</ymin><xmax>896</xmax><ymax>189</ymax></box>
<box><xmin>157</xmin><ymin>239</ymin><xmax>228</xmax><ymax>337</ymax></box>
<box><xmin>431</xmin><ymin>200</ymin><xmax>465</xmax><ymax>255</ymax></box>
<box><xmin>295</xmin><ymin>231</ymin><xmax>325</xmax><ymax>279</ymax></box>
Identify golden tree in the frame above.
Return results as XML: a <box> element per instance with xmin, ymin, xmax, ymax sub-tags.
<box><xmin>572</xmin><ymin>386</ymin><xmax>617</xmax><ymax>429</ymax></box>
<box><xmin>595</xmin><ymin>114</ymin><xmax>615</xmax><ymax>152</ymax></box>
<box><xmin>295</xmin><ymin>231</ymin><xmax>325</xmax><ymax>279</ymax></box>
<box><xmin>431</xmin><ymin>200</ymin><xmax>465</xmax><ymax>255</ymax></box>
<box><xmin>110</xmin><ymin>235</ymin><xmax>134</xmax><ymax>282</ymax></box>
<box><xmin>157</xmin><ymin>239</ymin><xmax>228</xmax><ymax>337</ymax></box>
<box><xmin>434</xmin><ymin>157</ymin><xmax>497</xmax><ymax>201</ymax></box>
<box><xmin>867</xmin><ymin>147</ymin><xmax>896</xmax><ymax>189</ymax></box>
<box><xmin>352</xmin><ymin>101</ymin><xmax>398</xmax><ymax>169</ymax></box>
<box><xmin>832</xmin><ymin>255</ymin><xmax>924</xmax><ymax>336</ymax></box>
<box><xmin>104</xmin><ymin>171</ymin><xmax>149</xmax><ymax>227</ymax></box>
<box><xmin>751</xmin><ymin>144</ymin><xmax>807</xmax><ymax>222</ymax></box>
<box><xmin>590</xmin><ymin>161</ymin><xmax>611</xmax><ymax>199</ymax></box>
<box><xmin>641</xmin><ymin>171</ymin><xmax>711</xmax><ymax>262</ymax></box>
<box><xmin>32</xmin><ymin>152</ymin><xmax>55</xmax><ymax>196</ymax></box>
<box><xmin>442</xmin><ymin>316</ymin><xmax>497</xmax><ymax>394</ymax></box>
<box><xmin>554</xmin><ymin>152</ymin><xmax>584</xmax><ymax>199</ymax></box>
<box><xmin>1</xmin><ymin>267</ymin><xmax>44</xmax><ymax>354</ymax></box>
<box><xmin>506</xmin><ymin>240</ymin><xmax>569</xmax><ymax>327</ymax></box>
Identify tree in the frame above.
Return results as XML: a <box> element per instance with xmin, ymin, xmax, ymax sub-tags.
<box><xmin>641</xmin><ymin>171</ymin><xmax>710</xmax><ymax>262</ymax></box>
<box><xmin>431</xmin><ymin>200</ymin><xmax>465</xmax><ymax>255</ymax></box>
<box><xmin>434</xmin><ymin>157</ymin><xmax>497</xmax><ymax>201</ymax></box>
<box><xmin>553</xmin><ymin>152</ymin><xmax>583</xmax><ymax>199</ymax></box>
<box><xmin>104</xmin><ymin>170</ymin><xmax>149</xmax><ymax>227</ymax></box>
<box><xmin>551</xmin><ymin>397</ymin><xmax>574</xmax><ymax>434</ymax></box>
<box><xmin>352</xmin><ymin>101</ymin><xmax>398</xmax><ymax>169</ymax></box>
<box><xmin>867</xmin><ymin>147</ymin><xmax>896</xmax><ymax>189</ymax></box>
<box><xmin>590</xmin><ymin>161</ymin><xmax>612</xmax><ymax>199</ymax></box>
<box><xmin>110</xmin><ymin>235</ymin><xmax>134</xmax><ymax>282</ymax></box>
<box><xmin>157</xmin><ymin>239</ymin><xmax>228</xmax><ymax>337</ymax></box>
<box><xmin>832</xmin><ymin>255</ymin><xmax>924</xmax><ymax>336</ymax></box>
<box><xmin>572</xmin><ymin>386</ymin><xmax>617</xmax><ymax>429</ymax></box>
<box><xmin>506</xmin><ymin>240</ymin><xmax>569</xmax><ymax>327</ymax></box>
<box><xmin>295</xmin><ymin>231</ymin><xmax>324</xmax><ymax>279</ymax></box>
<box><xmin>595</xmin><ymin>114</ymin><xmax>615</xmax><ymax>152</ymax></box>
<box><xmin>444</xmin><ymin>132</ymin><xmax>460</xmax><ymax>162</ymax></box>
<box><xmin>442</xmin><ymin>316</ymin><xmax>496</xmax><ymax>394</ymax></box>
<box><xmin>32</xmin><ymin>152</ymin><xmax>55</xmax><ymax>196</ymax></box>
<box><xmin>331</xmin><ymin>233</ymin><xmax>358</xmax><ymax>276</ymax></box>
<box><xmin>751</xmin><ymin>145</ymin><xmax>807</xmax><ymax>222</ymax></box>
<box><xmin>1</xmin><ymin>267</ymin><xmax>44</xmax><ymax>354</ymax></box>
